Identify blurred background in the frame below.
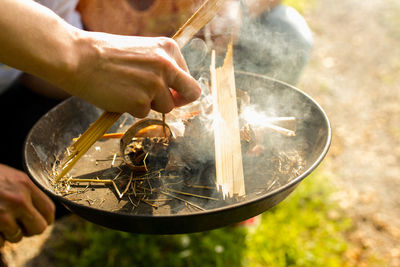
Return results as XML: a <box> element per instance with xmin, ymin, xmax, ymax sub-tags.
<box><xmin>3</xmin><ymin>0</ymin><xmax>400</xmax><ymax>266</ymax></box>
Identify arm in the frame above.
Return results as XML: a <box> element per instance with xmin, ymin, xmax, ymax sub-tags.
<box><xmin>0</xmin><ymin>0</ymin><xmax>78</xmax><ymax>90</ymax></box>
<box><xmin>0</xmin><ymin>0</ymin><xmax>201</xmax><ymax>245</ymax></box>
<box><xmin>0</xmin><ymin>0</ymin><xmax>201</xmax><ymax>117</ymax></box>
<box><xmin>201</xmin><ymin>0</ymin><xmax>281</xmax><ymax>52</ymax></box>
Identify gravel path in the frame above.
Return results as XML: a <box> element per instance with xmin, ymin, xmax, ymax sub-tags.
<box><xmin>299</xmin><ymin>0</ymin><xmax>400</xmax><ymax>265</ymax></box>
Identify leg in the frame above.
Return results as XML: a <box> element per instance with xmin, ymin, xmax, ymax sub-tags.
<box><xmin>235</xmin><ymin>4</ymin><xmax>313</xmax><ymax>85</ymax></box>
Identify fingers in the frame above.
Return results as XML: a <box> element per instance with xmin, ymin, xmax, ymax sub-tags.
<box><xmin>159</xmin><ymin>37</ymin><xmax>189</xmax><ymax>72</ymax></box>
<box><xmin>0</xmin><ymin>214</ymin><xmax>23</xmax><ymax>243</ymax></box>
<box><xmin>0</xmin><ymin>200</ymin><xmax>48</xmax><ymax>241</ymax></box>
<box><xmin>73</xmin><ymin>34</ymin><xmax>201</xmax><ymax>116</ymax></box>
<box><xmin>0</xmin><ymin>164</ymin><xmax>55</xmax><ymax>243</ymax></box>
<box><xmin>12</xmin><ymin>167</ymin><xmax>55</xmax><ymax>227</ymax></box>
<box><xmin>166</xmin><ymin>68</ymin><xmax>201</xmax><ymax>107</ymax></box>
<box><xmin>4</xmin><ymin>228</ymin><xmax>23</xmax><ymax>243</ymax></box>
<box><xmin>29</xmin><ymin>181</ymin><xmax>55</xmax><ymax>225</ymax></box>
<box><xmin>150</xmin><ymin>86</ymin><xmax>175</xmax><ymax>114</ymax></box>
<box><xmin>18</xmin><ymin>178</ymin><xmax>53</xmax><ymax>236</ymax></box>
<box><xmin>19</xmin><ymin>205</ymin><xmax>48</xmax><ymax>237</ymax></box>
<box><xmin>158</xmin><ymin>37</ymin><xmax>202</xmax><ymax>107</ymax></box>
<box><xmin>205</xmin><ymin>1</ymin><xmax>242</xmax><ymax>51</ymax></box>
<box><xmin>125</xmin><ymin>67</ymin><xmax>174</xmax><ymax>116</ymax></box>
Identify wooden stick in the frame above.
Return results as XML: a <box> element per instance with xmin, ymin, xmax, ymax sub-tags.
<box><xmin>120</xmin><ymin>172</ymin><xmax>134</xmax><ymax>197</ymax></box>
<box><xmin>265</xmin><ymin>117</ymin><xmax>296</xmax><ymax>135</ymax></box>
<box><xmin>162</xmin><ymin>113</ymin><xmax>167</xmax><ymax>138</ymax></box>
<box><xmin>265</xmin><ymin>117</ymin><xmax>296</xmax><ymax>129</ymax></box>
<box><xmin>57</xmin><ymin>112</ymin><xmax>121</xmax><ymax>181</ymax></box>
<box><xmin>160</xmin><ymin>191</ymin><xmax>205</xmax><ymax>211</ymax></box>
<box><xmin>67</xmin><ymin>178</ymin><xmax>113</xmax><ymax>184</ymax></box>
<box><xmin>248</xmin><ymin>117</ymin><xmax>296</xmax><ymax>137</ymax></box>
<box><xmin>56</xmin><ymin>0</ymin><xmax>227</xmax><ymax>181</ymax></box>
<box><xmin>112</xmin><ymin>181</ymin><xmax>123</xmax><ymax>199</ymax></box>
<box><xmin>264</xmin><ymin>123</ymin><xmax>296</xmax><ymax>137</ymax></box>
<box><xmin>165</xmin><ymin>187</ymin><xmax>219</xmax><ymax>201</ymax></box>
<box><xmin>172</xmin><ymin>0</ymin><xmax>227</xmax><ymax>47</ymax></box>
<box><xmin>72</xmin><ymin>132</ymin><xmax>125</xmax><ymax>141</ymax></box>
<box><xmin>210</xmin><ymin>42</ymin><xmax>245</xmax><ymax>199</ymax></box>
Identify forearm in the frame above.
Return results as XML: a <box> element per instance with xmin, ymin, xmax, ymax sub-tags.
<box><xmin>0</xmin><ymin>0</ymin><xmax>201</xmax><ymax>117</ymax></box>
<box><xmin>243</xmin><ymin>0</ymin><xmax>281</xmax><ymax>18</ymax></box>
<box><xmin>0</xmin><ymin>0</ymin><xmax>81</xmax><ymax>88</ymax></box>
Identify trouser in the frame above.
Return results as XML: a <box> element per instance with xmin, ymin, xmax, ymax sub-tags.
<box><xmin>0</xmin><ymin>82</ymin><xmax>69</xmax><ymax>218</ymax></box>
<box><xmin>183</xmin><ymin>4</ymin><xmax>313</xmax><ymax>85</ymax></box>
<box><xmin>0</xmin><ymin>4</ymin><xmax>312</xmax><ymax>218</ymax></box>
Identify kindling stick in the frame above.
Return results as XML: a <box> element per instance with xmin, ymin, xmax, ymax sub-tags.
<box><xmin>210</xmin><ymin>42</ymin><xmax>245</xmax><ymax>199</ymax></box>
<box><xmin>56</xmin><ymin>0</ymin><xmax>228</xmax><ymax>181</ymax></box>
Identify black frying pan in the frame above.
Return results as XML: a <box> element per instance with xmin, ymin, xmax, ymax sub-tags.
<box><xmin>23</xmin><ymin>71</ymin><xmax>331</xmax><ymax>234</ymax></box>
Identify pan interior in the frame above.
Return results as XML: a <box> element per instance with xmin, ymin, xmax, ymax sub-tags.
<box><xmin>24</xmin><ymin>71</ymin><xmax>330</xmax><ymax>217</ymax></box>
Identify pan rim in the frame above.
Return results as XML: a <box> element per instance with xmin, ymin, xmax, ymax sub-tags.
<box><xmin>23</xmin><ymin>71</ymin><xmax>331</xmax><ymax>221</ymax></box>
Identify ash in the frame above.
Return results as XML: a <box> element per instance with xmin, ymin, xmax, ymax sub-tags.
<box><xmin>53</xmin><ymin>114</ymin><xmax>306</xmax><ymax>215</ymax></box>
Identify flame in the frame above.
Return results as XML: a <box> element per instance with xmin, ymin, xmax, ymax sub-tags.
<box><xmin>242</xmin><ymin>106</ymin><xmax>271</xmax><ymax>126</ymax></box>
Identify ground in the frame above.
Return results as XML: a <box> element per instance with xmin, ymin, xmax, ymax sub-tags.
<box><xmin>2</xmin><ymin>0</ymin><xmax>400</xmax><ymax>266</ymax></box>
<box><xmin>299</xmin><ymin>0</ymin><xmax>400</xmax><ymax>265</ymax></box>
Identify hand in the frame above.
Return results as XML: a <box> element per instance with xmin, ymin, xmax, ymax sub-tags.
<box><xmin>0</xmin><ymin>164</ymin><xmax>55</xmax><ymax>246</ymax></box>
<box><xmin>198</xmin><ymin>0</ymin><xmax>243</xmax><ymax>53</ymax></box>
<box><xmin>61</xmin><ymin>33</ymin><xmax>202</xmax><ymax>118</ymax></box>
<box><xmin>0</xmin><ymin>0</ymin><xmax>201</xmax><ymax>118</ymax></box>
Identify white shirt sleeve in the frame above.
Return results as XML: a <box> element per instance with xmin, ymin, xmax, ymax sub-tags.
<box><xmin>36</xmin><ymin>0</ymin><xmax>83</xmax><ymax>29</ymax></box>
<box><xmin>0</xmin><ymin>0</ymin><xmax>83</xmax><ymax>94</ymax></box>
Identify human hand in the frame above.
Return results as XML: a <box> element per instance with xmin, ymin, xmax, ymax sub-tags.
<box><xmin>61</xmin><ymin>33</ymin><xmax>201</xmax><ymax>118</ymax></box>
<box><xmin>0</xmin><ymin>164</ymin><xmax>55</xmax><ymax>246</ymax></box>
<box><xmin>0</xmin><ymin>0</ymin><xmax>199</xmax><ymax>118</ymax></box>
<box><xmin>198</xmin><ymin>0</ymin><xmax>243</xmax><ymax>53</ymax></box>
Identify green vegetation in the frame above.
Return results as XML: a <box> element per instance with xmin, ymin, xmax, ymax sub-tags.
<box><xmin>47</xmin><ymin>3</ymin><xmax>353</xmax><ymax>266</ymax></box>
<box><xmin>244</xmin><ymin>171</ymin><xmax>352</xmax><ymax>266</ymax></box>
<box><xmin>47</xmin><ymin>171</ymin><xmax>352</xmax><ymax>267</ymax></box>
<box><xmin>282</xmin><ymin>0</ymin><xmax>316</xmax><ymax>14</ymax></box>
<box><xmin>50</xmin><ymin>218</ymin><xmax>247</xmax><ymax>267</ymax></box>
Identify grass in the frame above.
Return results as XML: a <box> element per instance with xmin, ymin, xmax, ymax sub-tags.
<box><xmin>46</xmin><ymin>2</ymin><xmax>351</xmax><ymax>266</ymax></box>
<box><xmin>45</xmin><ymin>170</ymin><xmax>353</xmax><ymax>267</ymax></box>
<box><xmin>244</xmin><ymin>171</ymin><xmax>352</xmax><ymax>266</ymax></box>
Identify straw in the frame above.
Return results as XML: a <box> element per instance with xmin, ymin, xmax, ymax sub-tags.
<box><xmin>56</xmin><ymin>0</ymin><xmax>227</xmax><ymax>181</ymax></box>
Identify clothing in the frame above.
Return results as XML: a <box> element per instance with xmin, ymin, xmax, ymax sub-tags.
<box><xmin>77</xmin><ymin>0</ymin><xmax>203</xmax><ymax>36</ymax></box>
<box><xmin>77</xmin><ymin>0</ymin><xmax>313</xmax><ymax>84</ymax></box>
<box><xmin>237</xmin><ymin>4</ymin><xmax>313</xmax><ymax>84</ymax></box>
<box><xmin>0</xmin><ymin>1</ymin><xmax>313</xmax><ymax>219</ymax></box>
<box><xmin>182</xmin><ymin>4</ymin><xmax>313</xmax><ymax>85</ymax></box>
<box><xmin>0</xmin><ymin>0</ymin><xmax>82</xmax><ymax>95</ymax></box>
<box><xmin>0</xmin><ymin>1</ymin><xmax>312</xmax><ymax>93</ymax></box>
<box><xmin>0</xmin><ymin>0</ymin><xmax>82</xmax><ymax>218</ymax></box>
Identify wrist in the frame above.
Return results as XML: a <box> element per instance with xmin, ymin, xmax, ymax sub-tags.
<box><xmin>43</xmin><ymin>24</ymin><xmax>84</xmax><ymax>90</ymax></box>
<box><xmin>49</xmin><ymin>26</ymin><xmax>97</xmax><ymax>96</ymax></box>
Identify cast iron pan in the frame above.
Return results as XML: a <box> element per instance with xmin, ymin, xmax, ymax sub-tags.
<box><xmin>23</xmin><ymin>71</ymin><xmax>331</xmax><ymax>234</ymax></box>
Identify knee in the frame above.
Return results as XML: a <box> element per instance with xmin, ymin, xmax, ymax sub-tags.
<box><xmin>267</xmin><ymin>5</ymin><xmax>314</xmax><ymax>83</ymax></box>
<box><xmin>264</xmin><ymin>4</ymin><xmax>313</xmax><ymax>60</ymax></box>
<box><xmin>237</xmin><ymin>5</ymin><xmax>314</xmax><ymax>84</ymax></box>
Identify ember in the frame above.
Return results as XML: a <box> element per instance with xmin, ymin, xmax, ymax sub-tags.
<box><xmin>52</xmin><ymin>76</ymin><xmax>303</xmax><ymax>214</ymax></box>
<box><xmin>52</xmin><ymin>40</ymin><xmax>303</xmax><ymax>212</ymax></box>
<box><xmin>24</xmin><ymin>66</ymin><xmax>333</xmax><ymax>234</ymax></box>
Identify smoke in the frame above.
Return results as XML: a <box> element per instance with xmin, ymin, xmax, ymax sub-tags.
<box><xmin>42</xmin><ymin>4</ymin><xmax>321</xmax><ymax>214</ymax></box>
<box><xmin>182</xmin><ymin>4</ymin><xmax>313</xmax><ymax>85</ymax></box>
